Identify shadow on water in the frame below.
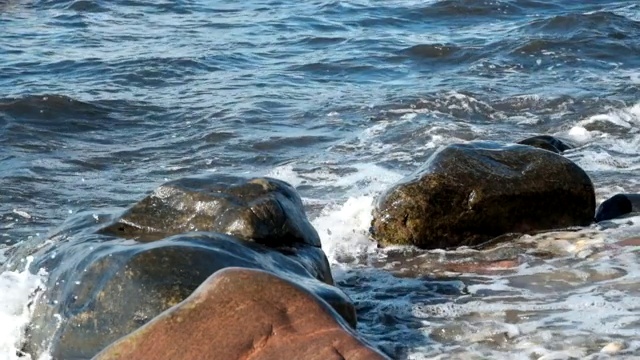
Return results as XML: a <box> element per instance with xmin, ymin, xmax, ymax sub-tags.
<box><xmin>336</xmin><ymin>264</ymin><xmax>465</xmax><ymax>359</ymax></box>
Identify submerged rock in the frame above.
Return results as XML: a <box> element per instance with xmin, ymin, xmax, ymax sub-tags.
<box><xmin>371</xmin><ymin>142</ymin><xmax>595</xmax><ymax>249</ymax></box>
<box><xmin>101</xmin><ymin>175</ymin><xmax>321</xmax><ymax>248</ymax></box>
<box><xmin>25</xmin><ymin>233</ymin><xmax>354</xmax><ymax>359</ymax></box>
<box><xmin>594</xmin><ymin>193</ymin><xmax>640</xmax><ymax>222</ymax></box>
<box><xmin>93</xmin><ymin>267</ymin><xmax>389</xmax><ymax>360</ymax></box>
<box><xmin>24</xmin><ymin>175</ymin><xmax>356</xmax><ymax>359</ymax></box>
<box><xmin>517</xmin><ymin>135</ymin><xmax>574</xmax><ymax>154</ymax></box>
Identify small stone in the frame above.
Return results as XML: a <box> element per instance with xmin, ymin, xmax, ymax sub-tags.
<box><xmin>600</xmin><ymin>341</ymin><xmax>626</xmax><ymax>354</ymax></box>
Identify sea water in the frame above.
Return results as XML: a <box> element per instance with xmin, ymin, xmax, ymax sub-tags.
<box><xmin>1</xmin><ymin>0</ymin><xmax>640</xmax><ymax>358</ymax></box>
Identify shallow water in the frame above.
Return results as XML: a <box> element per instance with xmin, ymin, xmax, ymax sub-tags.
<box><xmin>1</xmin><ymin>0</ymin><xmax>640</xmax><ymax>359</ymax></box>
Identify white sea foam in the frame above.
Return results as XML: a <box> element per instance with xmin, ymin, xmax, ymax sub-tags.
<box><xmin>568</xmin><ymin>103</ymin><xmax>640</xmax><ymax>138</ymax></box>
<box><xmin>265</xmin><ymin>164</ymin><xmax>306</xmax><ymax>187</ymax></box>
<box><xmin>564</xmin><ymin>103</ymin><xmax>640</xmax><ymax>176</ymax></box>
<box><xmin>266</xmin><ymin>159</ymin><xmax>406</xmax><ymax>264</ymax></box>
<box><xmin>567</xmin><ymin>125</ymin><xmax>592</xmax><ymax>143</ymax></box>
<box><xmin>570</xmin><ymin>149</ymin><xmax>635</xmax><ymax>172</ymax></box>
<box><xmin>312</xmin><ymin>195</ymin><xmax>378</xmax><ymax>264</ymax></box>
<box><xmin>293</xmin><ymin>100</ymin><xmax>640</xmax><ymax>358</ymax></box>
<box><xmin>0</xmin><ymin>256</ymin><xmax>46</xmax><ymax>360</ymax></box>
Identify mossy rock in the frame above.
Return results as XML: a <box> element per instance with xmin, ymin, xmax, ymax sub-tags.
<box><xmin>371</xmin><ymin>142</ymin><xmax>595</xmax><ymax>249</ymax></box>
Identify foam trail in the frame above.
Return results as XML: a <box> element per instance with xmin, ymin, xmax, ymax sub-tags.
<box><xmin>302</xmin><ymin>164</ymin><xmax>404</xmax><ymax>265</ymax></box>
<box><xmin>566</xmin><ymin>102</ymin><xmax>640</xmax><ymax>145</ymax></box>
<box><xmin>565</xmin><ymin>102</ymin><xmax>640</xmax><ymax>174</ymax></box>
<box><xmin>312</xmin><ymin>195</ymin><xmax>378</xmax><ymax>265</ymax></box>
<box><xmin>0</xmin><ymin>256</ymin><xmax>46</xmax><ymax>360</ymax></box>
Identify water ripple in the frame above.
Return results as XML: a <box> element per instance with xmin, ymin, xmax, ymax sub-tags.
<box><xmin>2</xmin><ymin>0</ymin><xmax>640</xmax><ymax>358</ymax></box>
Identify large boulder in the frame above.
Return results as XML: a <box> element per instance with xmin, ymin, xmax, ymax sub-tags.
<box><xmin>25</xmin><ymin>233</ymin><xmax>355</xmax><ymax>360</ymax></box>
<box><xmin>371</xmin><ymin>142</ymin><xmax>596</xmax><ymax>249</ymax></box>
<box><xmin>595</xmin><ymin>193</ymin><xmax>640</xmax><ymax>222</ymax></box>
<box><xmin>24</xmin><ymin>175</ymin><xmax>356</xmax><ymax>359</ymax></box>
<box><xmin>100</xmin><ymin>175</ymin><xmax>321</xmax><ymax>248</ymax></box>
<box><xmin>93</xmin><ymin>267</ymin><xmax>389</xmax><ymax>360</ymax></box>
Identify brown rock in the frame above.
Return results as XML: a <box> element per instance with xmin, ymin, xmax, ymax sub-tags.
<box><xmin>93</xmin><ymin>267</ymin><xmax>389</xmax><ymax>360</ymax></box>
<box><xmin>371</xmin><ymin>142</ymin><xmax>595</xmax><ymax>249</ymax></box>
<box><xmin>25</xmin><ymin>233</ymin><xmax>353</xmax><ymax>359</ymax></box>
<box><xmin>100</xmin><ymin>175</ymin><xmax>321</xmax><ymax>248</ymax></box>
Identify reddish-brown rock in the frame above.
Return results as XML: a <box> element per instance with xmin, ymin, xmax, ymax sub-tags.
<box><xmin>93</xmin><ymin>267</ymin><xmax>389</xmax><ymax>360</ymax></box>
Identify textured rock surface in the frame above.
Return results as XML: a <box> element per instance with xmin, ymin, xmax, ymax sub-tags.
<box><xmin>101</xmin><ymin>175</ymin><xmax>321</xmax><ymax>247</ymax></box>
<box><xmin>517</xmin><ymin>135</ymin><xmax>574</xmax><ymax>154</ymax></box>
<box><xmin>371</xmin><ymin>142</ymin><xmax>596</xmax><ymax>249</ymax></box>
<box><xmin>25</xmin><ymin>233</ymin><xmax>354</xmax><ymax>359</ymax></box>
<box><xmin>595</xmin><ymin>193</ymin><xmax>640</xmax><ymax>222</ymax></box>
<box><xmin>93</xmin><ymin>268</ymin><xmax>389</xmax><ymax>360</ymax></box>
<box><xmin>24</xmin><ymin>175</ymin><xmax>356</xmax><ymax>360</ymax></box>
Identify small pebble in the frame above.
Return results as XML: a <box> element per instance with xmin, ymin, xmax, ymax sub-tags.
<box><xmin>12</xmin><ymin>209</ymin><xmax>31</xmax><ymax>219</ymax></box>
<box><xmin>600</xmin><ymin>341</ymin><xmax>625</xmax><ymax>354</ymax></box>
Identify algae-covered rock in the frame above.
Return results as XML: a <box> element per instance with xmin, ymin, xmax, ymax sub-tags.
<box><xmin>371</xmin><ymin>142</ymin><xmax>595</xmax><ymax>249</ymax></box>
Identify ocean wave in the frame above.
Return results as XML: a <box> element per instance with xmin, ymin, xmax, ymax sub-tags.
<box><xmin>418</xmin><ymin>0</ymin><xmax>524</xmax><ymax>17</ymax></box>
<box><xmin>0</xmin><ymin>94</ymin><xmax>110</xmax><ymax>125</ymax></box>
<box><xmin>524</xmin><ymin>11</ymin><xmax>640</xmax><ymax>35</ymax></box>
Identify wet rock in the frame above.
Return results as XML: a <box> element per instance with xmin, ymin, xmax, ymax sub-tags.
<box><xmin>615</xmin><ymin>237</ymin><xmax>640</xmax><ymax>247</ymax></box>
<box><xmin>25</xmin><ymin>232</ymin><xmax>355</xmax><ymax>359</ymax></box>
<box><xmin>93</xmin><ymin>267</ymin><xmax>389</xmax><ymax>360</ymax></box>
<box><xmin>594</xmin><ymin>193</ymin><xmax>640</xmax><ymax>222</ymax></box>
<box><xmin>100</xmin><ymin>174</ymin><xmax>321</xmax><ymax>248</ymax></box>
<box><xmin>517</xmin><ymin>135</ymin><xmax>574</xmax><ymax>154</ymax></box>
<box><xmin>23</xmin><ymin>175</ymin><xmax>357</xmax><ymax>359</ymax></box>
<box><xmin>371</xmin><ymin>142</ymin><xmax>595</xmax><ymax>249</ymax></box>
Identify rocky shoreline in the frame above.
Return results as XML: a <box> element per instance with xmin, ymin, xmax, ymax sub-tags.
<box><xmin>19</xmin><ymin>136</ymin><xmax>639</xmax><ymax>359</ymax></box>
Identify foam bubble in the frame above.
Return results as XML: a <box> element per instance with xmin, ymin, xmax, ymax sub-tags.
<box><xmin>567</xmin><ymin>126</ymin><xmax>592</xmax><ymax>143</ymax></box>
<box><xmin>608</xmin><ymin>135</ymin><xmax>640</xmax><ymax>155</ymax></box>
<box><xmin>264</xmin><ymin>164</ymin><xmax>305</xmax><ymax>187</ymax></box>
<box><xmin>572</xmin><ymin>150</ymin><xmax>637</xmax><ymax>172</ymax></box>
<box><xmin>296</xmin><ymin>162</ymin><xmax>403</xmax><ymax>263</ymax></box>
<box><xmin>568</xmin><ymin>103</ymin><xmax>640</xmax><ymax>142</ymax></box>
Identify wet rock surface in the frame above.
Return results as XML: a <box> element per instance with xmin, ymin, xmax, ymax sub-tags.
<box><xmin>93</xmin><ymin>267</ymin><xmax>389</xmax><ymax>360</ymax></box>
<box><xmin>371</xmin><ymin>142</ymin><xmax>596</xmax><ymax>249</ymax></box>
<box><xmin>23</xmin><ymin>176</ymin><xmax>357</xmax><ymax>360</ymax></box>
<box><xmin>517</xmin><ymin>135</ymin><xmax>574</xmax><ymax>154</ymax></box>
<box><xmin>595</xmin><ymin>193</ymin><xmax>640</xmax><ymax>222</ymax></box>
<box><xmin>101</xmin><ymin>175</ymin><xmax>322</xmax><ymax>247</ymax></box>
